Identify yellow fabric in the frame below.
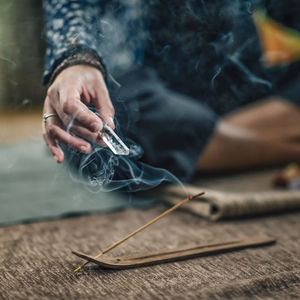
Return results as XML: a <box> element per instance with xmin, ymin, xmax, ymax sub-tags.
<box><xmin>253</xmin><ymin>10</ymin><xmax>300</xmax><ymax>67</ymax></box>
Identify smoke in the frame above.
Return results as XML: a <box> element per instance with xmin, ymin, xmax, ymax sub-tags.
<box><xmin>61</xmin><ymin>128</ymin><xmax>184</xmax><ymax>193</ymax></box>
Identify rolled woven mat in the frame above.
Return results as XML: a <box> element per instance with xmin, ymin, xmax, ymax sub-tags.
<box><xmin>160</xmin><ymin>184</ymin><xmax>300</xmax><ymax>220</ymax></box>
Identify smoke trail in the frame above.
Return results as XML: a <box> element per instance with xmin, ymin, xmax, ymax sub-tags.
<box><xmin>62</xmin><ymin>102</ymin><xmax>185</xmax><ymax>193</ymax></box>
<box><xmin>228</xmin><ymin>55</ymin><xmax>272</xmax><ymax>89</ymax></box>
<box><xmin>61</xmin><ymin>131</ymin><xmax>184</xmax><ymax>193</ymax></box>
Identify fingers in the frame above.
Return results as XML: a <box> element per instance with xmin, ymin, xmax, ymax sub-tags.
<box><xmin>59</xmin><ymin>88</ymin><xmax>103</xmax><ymax>132</ymax></box>
<box><xmin>93</xmin><ymin>77</ymin><xmax>115</xmax><ymax>130</ymax></box>
<box><xmin>43</xmin><ymin>97</ymin><xmax>93</xmax><ymax>163</ymax></box>
<box><xmin>44</xmin><ymin>65</ymin><xmax>116</xmax><ymax>159</ymax></box>
<box><xmin>43</xmin><ymin>126</ymin><xmax>64</xmax><ymax>163</ymax></box>
<box><xmin>42</xmin><ymin>112</ymin><xmax>64</xmax><ymax>163</ymax></box>
<box><xmin>52</xmin><ymin>124</ymin><xmax>92</xmax><ymax>151</ymax></box>
<box><xmin>70</xmin><ymin>122</ymin><xmax>102</xmax><ymax>144</ymax></box>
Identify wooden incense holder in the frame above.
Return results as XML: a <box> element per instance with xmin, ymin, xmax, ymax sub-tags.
<box><xmin>73</xmin><ymin>192</ymin><xmax>205</xmax><ymax>272</ymax></box>
<box><xmin>72</xmin><ymin>236</ymin><xmax>275</xmax><ymax>270</ymax></box>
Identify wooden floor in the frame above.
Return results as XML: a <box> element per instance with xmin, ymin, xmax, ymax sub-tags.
<box><xmin>0</xmin><ymin>110</ymin><xmax>42</xmax><ymax>143</ymax></box>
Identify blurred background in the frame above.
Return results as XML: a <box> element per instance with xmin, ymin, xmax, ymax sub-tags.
<box><xmin>0</xmin><ymin>0</ymin><xmax>44</xmax><ymax>108</ymax></box>
<box><xmin>0</xmin><ymin>0</ymin><xmax>45</xmax><ymax>143</ymax></box>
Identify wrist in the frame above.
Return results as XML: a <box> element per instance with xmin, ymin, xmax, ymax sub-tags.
<box><xmin>49</xmin><ymin>51</ymin><xmax>106</xmax><ymax>86</ymax></box>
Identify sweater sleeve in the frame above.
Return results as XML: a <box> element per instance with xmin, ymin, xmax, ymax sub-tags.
<box><xmin>43</xmin><ymin>0</ymin><xmax>105</xmax><ymax>85</ymax></box>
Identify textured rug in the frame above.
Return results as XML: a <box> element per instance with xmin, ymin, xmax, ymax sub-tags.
<box><xmin>0</xmin><ymin>207</ymin><xmax>299</xmax><ymax>299</ymax></box>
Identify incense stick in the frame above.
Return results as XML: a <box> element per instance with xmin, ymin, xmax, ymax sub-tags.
<box><xmin>73</xmin><ymin>192</ymin><xmax>205</xmax><ymax>272</ymax></box>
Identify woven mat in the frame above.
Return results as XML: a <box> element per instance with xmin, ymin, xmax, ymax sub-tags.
<box><xmin>161</xmin><ymin>184</ymin><xmax>300</xmax><ymax>220</ymax></box>
<box><xmin>1</xmin><ymin>206</ymin><xmax>300</xmax><ymax>299</ymax></box>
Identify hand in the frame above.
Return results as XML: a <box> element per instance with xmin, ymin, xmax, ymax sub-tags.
<box><xmin>43</xmin><ymin>65</ymin><xmax>115</xmax><ymax>163</ymax></box>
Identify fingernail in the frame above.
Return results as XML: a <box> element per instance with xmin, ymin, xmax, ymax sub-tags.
<box><xmin>108</xmin><ymin>117</ymin><xmax>115</xmax><ymax>129</ymax></box>
<box><xmin>96</xmin><ymin>133</ymin><xmax>102</xmax><ymax>142</ymax></box>
<box><xmin>80</xmin><ymin>145</ymin><xmax>90</xmax><ymax>153</ymax></box>
<box><xmin>92</xmin><ymin>122</ymin><xmax>101</xmax><ymax>132</ymax></box>
<box><xmin>109</xmin><ymin>117</ymin><xmax>115</xmax><ymax>129</ymax></box>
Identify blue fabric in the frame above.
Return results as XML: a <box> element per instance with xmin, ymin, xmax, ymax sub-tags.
<box><xmin>43</xmin><ymin>0</ymin><xmax>147</xmax><ymax>84</ymax></box>
<box><xmin>43</xmin><ymin>0</ymin><xmax>103</xmax><ymax>84</ymax></box>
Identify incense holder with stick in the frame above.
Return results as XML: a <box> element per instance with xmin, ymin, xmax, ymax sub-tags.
<box><xmin>72</xmin><ymin>192</ymin><xmax>276</xmax><ymax>271</ymax></box>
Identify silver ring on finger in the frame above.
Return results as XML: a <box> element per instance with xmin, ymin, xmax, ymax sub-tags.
<box><xmin>43</xmin><ymin>113</ymin><xmax>58</xmax><ymax>125</ymax></box>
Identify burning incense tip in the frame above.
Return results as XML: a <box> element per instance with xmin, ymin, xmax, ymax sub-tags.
<box><xmin>73</xmin><ymin>266</ymin><xmax>83</xmax><ymax>273</ymax></box>
<box><xmin>73</xmin><ymin>192</ymin><xmax>205</xmax><ymax>273</ymax></box>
